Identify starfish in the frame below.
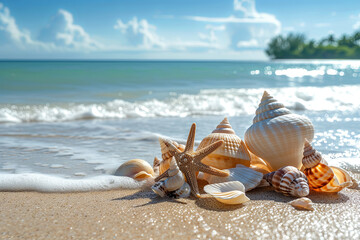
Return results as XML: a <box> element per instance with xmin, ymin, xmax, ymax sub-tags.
<box><xmin>155</xmin><ymin>123</ymin><xmax>229</xmax><ymax>198</ymax></box>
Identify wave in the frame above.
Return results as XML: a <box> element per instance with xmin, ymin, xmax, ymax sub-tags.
<box><xmin>1</xmin><ymin>85</ymin><xmax>359</xmax><ymax>123</ymax></box>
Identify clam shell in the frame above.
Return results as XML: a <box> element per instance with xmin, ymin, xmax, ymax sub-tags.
<box><xmin>289</xmin><ymin>197</ymin><xmax>314</xmax><ymax>211</ymax></box>
<box><xmin>197</xmin><ymin>118</ymin><xmax>251</xmax><ymax>170</ymax></box>
<box><xmin>302</xmin><ymin>140</ymin><xmax>353</xmax><ymax>192</ymax></box>
<box><xmin>159</xmin><ymin>137</ymin><xmax>185</xmax><ymax>174</ymax></box>
<box><xmin>202</xmin><ymin>164</ymin><xmax>263</xmax><ymax>191</ymax></box>
<box><xmin>204</xmin><ymin>181</ymin><xmax>250</xmax><ymax>205</ymax></box>
<box><xmin>244</xmin><ymin>91</ymin><xmax>314</xmax><ymax>170</ymax></box>
<box><xmin>115</xmin><ymin>159</ymin><xmax>155</xmax><ymax>180</ymax></box>
<box><xmin>264</xmin><ymin>166</ymin><xmax>310</xmax><ymax>197</ymax></box>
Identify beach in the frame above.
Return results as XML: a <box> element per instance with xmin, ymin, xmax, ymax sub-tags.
<box><xmin>1</xmin><ymin>177</ymin><xmax>360</xmax><ymax>239</ymax></box>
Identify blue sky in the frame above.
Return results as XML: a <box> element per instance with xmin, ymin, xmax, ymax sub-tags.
<box><xmin>1</xmin><ymin>0</ymin><xmax>360</xmax><ymax>60</ymax></box>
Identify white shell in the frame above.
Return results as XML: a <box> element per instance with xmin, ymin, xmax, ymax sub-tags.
<box><xmin>289</xmin><ymin>197</ymin><xmax>314</xmax><ymax>211</ymax></box>
<box><xmin>202</xmin><ymin>164</ymin><xmax>263</xmax><ymax>191</ymax></box>
<box><xmin>168</xmin><ymin>182</ymin><xmax>191</xmax><ymax>198</ymax></box>
<box><xmin>114</xmin><ymin>159</ymin><xmax>155</xmax><ymax>180</ymax></box>
<box><xmin>245</xmin><ymin>91</ymin><xmax>314</xmax><ymax>170</ymax></box>
<box><xmin>204</xmin><ymin>181</ymin><xmax>250</xmax><ymax>205</ymax></box>
<box><xmin>158</xmin><ymin>137</ymin><xmax>185</xmax><ymax>175</ymax></box>
<box><xmin>197</xmin><ymin>118</ymin><xmax>251</xmax><ymax>169</ymax></box>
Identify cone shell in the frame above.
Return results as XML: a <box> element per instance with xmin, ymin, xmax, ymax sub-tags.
<box><xmin>302</xmin><ymin>140</ymin><xmax>353</xmax><ymax>192</ymax></box>
<box><xmin>289</xmin><ymin>197</ymin><xmax>314</xmax><ymax>211</ymax></box>
<box><xmin>159</xmin><ymin>137</ymin><xmax>185</xmax><ymax>175</ymax></box>
<box><xmin>245</xmin><ymin>91</ymin><xmax>314</xmax><ymax>170</ymax></box>
<box><xmin>204</xmin><ymin>181</ymin><xmax>250</xmax><ymax>205</ymax></box>
<box><xmin>264</xmin><ymin>166</ymin><xmax>310</xmax><ymax>197</ymax></box>
<box><xmin>197</xmin><ymin>118</ymin><xmax>251</xmax><ymax>170</ymax></box>
<box><xmin>203</xmin><ymin>164</ymin><xmax>263</xmax><ymax>191</ymax></box>
<box><xmin>115</xmin><ymin>159</ymin><xmax>155</xmax><ymax>180</ymax></box>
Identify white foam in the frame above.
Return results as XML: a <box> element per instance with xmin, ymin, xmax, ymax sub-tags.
<box><xmin>1</xmin><ymin>85</ymin><xmax>360</xmax><ymax>123</ymax></box>
<box><xmin>0</xmin><ymin>173</ymin><xmax>152</xmax><ymax>192</ymax></box>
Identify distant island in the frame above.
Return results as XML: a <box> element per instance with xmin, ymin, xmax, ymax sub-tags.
<box><xmin>266</xmin><ymin>32</ymin><xmax>360</xmax><ymax>59</ymax></box>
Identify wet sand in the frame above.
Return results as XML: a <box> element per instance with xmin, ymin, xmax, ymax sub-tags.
<box><xmin>1</xmin><ymin>178</ymin><xmax>360</xmax><ymax>240</ymax></box>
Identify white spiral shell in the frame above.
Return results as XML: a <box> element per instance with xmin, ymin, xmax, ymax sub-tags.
<box><xmin>245</xmin><ymin>91</ymin><xmax>314</xmax><ymax>170</ymax></box>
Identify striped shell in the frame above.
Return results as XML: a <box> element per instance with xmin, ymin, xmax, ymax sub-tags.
<box><xmin>114</xmin><ymin>159</ymin><xmax>155</xmax><ymax>180</ymax></box>
<box><xmin>202</xmin><ymin>164</ymin><xmax>263</xmax><ymax>191</ymax></box>
<box><xmin>158</xmin><ymin>137</ymin><xmax>185</xmax><ymax>175</ymax></box>
<box><xmin>197</xmin><ymin>118</ymin><xmax>250</xmax><ymax>170</ymax></box>
<box><xmin>302</xmin><ymin>140</ymin><xmax>353</xmax><ymax>192</ymax></box>
<box><xmin>264</xmin><ymin>166</ymin><xmax>310</xmax><ymax>197</ymax></box>
<box><xmin>204</xmin><ymin>181</ymin><xmax>250</xmax><ymax>205</ymax></box>
<box><xmin>244</xmin><ymin>91</ymin><xmax>314</xmax><ymax>170</ymax></box>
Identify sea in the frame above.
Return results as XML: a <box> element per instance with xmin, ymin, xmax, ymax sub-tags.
<box><xmin>0</xmin><ymin>60</ymin><xmax>359</xmax><ymax>192</ymax></box>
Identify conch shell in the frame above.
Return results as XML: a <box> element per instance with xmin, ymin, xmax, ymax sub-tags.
<box><xmin>114</xmin><ymin>159</ymin><xmax>155</xmax><ymax>180</ymax></box>
<box><xmin>197</xmin><ymin>117</ymin><xmax>250</xmax><ymax>169</ymax></box>
<box><xmin>245</xmin><ymin>91</ymin><xmax>314</xmax><ymax>170</ymax></box>
<box><xmin>151</xmin><ymin>158</ymin><xmax>190</xmax><ymax>198</ymax></box>
<box><xmin>204</xmin><ymin>181</ymin><xmax>250</xmax><ymax>205</ymax></box>
<box><xmin>264</xmin><ymin>166</ymin><xmax>310</xmax><ymax>197</ymax></box>
<box><xmin>157</xmin><ymin>137</ymin><xmax>185</xmax><ymax>175</ymax></box>
<box><xmin>202</xmin><ymin>164</ymin><xmax>263</xmax><ymax>192</ymax></box>
<box><xmin>302</xmin><ymin>139</ymin><xmax>352</xmax><ymax>192</ymax></box>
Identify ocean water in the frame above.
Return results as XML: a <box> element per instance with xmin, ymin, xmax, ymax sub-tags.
<box><xmin>0</xmin><ymin>60</ymin><xmax>360</xmax><ymax>192</ymax></box>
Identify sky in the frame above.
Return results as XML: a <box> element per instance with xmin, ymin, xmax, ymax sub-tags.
<box><xmin>1</xmin><ymin>0</ymin><xmax>360</xmax><ymax>60</ymax></box>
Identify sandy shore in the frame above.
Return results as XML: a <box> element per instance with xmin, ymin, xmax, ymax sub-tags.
<box><xmin>1</xmin><ymin>179</ymin><xmax>360</xmax><ymax>240</ymax></box>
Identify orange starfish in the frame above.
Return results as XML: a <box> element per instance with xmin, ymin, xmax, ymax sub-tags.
<box><xmin>155</xmin><ymin>123</ymin><xmax>229</xmax><ymax>198</ymax></box>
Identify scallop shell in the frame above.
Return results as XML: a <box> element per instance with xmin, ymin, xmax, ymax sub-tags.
<box><xmin>244</xmin><ymin>91</ymin><xmax>314</xmax><ymax>170</ymax></box>
<box><xmin>197</xmin><ymin>118</ymin><xmax>251</xmax><ymax>170</ymax></box>
<box><xmin>302</xmin><ymin>140</ymin><xmax>353</xmax><ymax>192</ymax></box>
<box><xmin>289</xmin><ymin>197</ymin><xmax>314</xmax><ymax>211</ymax></box>
<box><xmin>264</xmin><ymin>166</ymin><xmax>310</xmax><ymax>197</ymax></box>
<box><xmin>204</xmin><ymin>181</ymin><xmax>250</xmax><ymax>205</ymax></box>
<box><xmin>202</xmin><ymin>164</ymin><xmax>263</xmax><ymax>191</ymax></box>
<box><xmin>158</xmin><ymin>137</ymin><xmax>185</xmax><ymax>175</ymax></box>
<box><xmin>114</xmin><ymin>159</ymin><xmax>155</xmax><ymax>180</ymax></box>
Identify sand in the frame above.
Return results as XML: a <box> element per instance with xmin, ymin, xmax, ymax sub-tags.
<box><xmin>1</xmin><ymin>180</ymin><xmax>360</xmax><ymax>240</ymax></box>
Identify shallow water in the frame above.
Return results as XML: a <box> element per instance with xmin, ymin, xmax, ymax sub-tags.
<box><xmin>0</xmin><ymin>60</ymin><xmax>359</xmax><ymax>191</ymax></box>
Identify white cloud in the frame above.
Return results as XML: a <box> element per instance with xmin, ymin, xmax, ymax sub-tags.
<box><xmin>187</xmin><ymin>0</ymin><xmax>281</xmax><ymax>50</ymax></box>
<box><xmin>198</xmin><ymin>24</ymin><xmax>226</xmax><ymax>42</ymax></box>
<box><xmin>39</xmin><ymin>9</ymin><xmax>101</xmax><ymax>50</ymax></box>
<box><xmin>352</xmin><ymin>14</ymin><xmax>360</xmax><ymax>30</ymax></box>
<box><xmin>315</xmin><ymin>23</ymin><xmax>330</xmax><ymax>28</ymax></box>
<box><xmin>114</xmin><ymin>17</ymin><xmax>165</xmax><ymax>49</ymax></box>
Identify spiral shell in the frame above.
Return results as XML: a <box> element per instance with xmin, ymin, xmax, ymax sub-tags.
<box><xmin>244</xmin><ymin>91</ymin><xmax>314</xmax><ymax>170</ymax></box>
<box><xmin>202</xmin><ymin>164</ymin><xmax>263</xmax><ymax>191</ymax></box>
<box><xmin>204</xmin><ymin>181</ymin><xmax>250</xmax><ymax>205</ymax></box>
<box><xmin>264</xmin><ymin>166</ymin><xmax>310</xmax><ymax>197</ymax></box>
<box><xmin>302</xmin><ymin>140</ymin><xmax>352</xmax><ymax>192</ymax></box>
<box><xmin>114</xmin><ymin>159</ymin><xmax>155</xmax><ymax>180</ymax></box>
<box><xmin>197</xmin><ymin>118</ymin><xmax>251</xmax><ymax>170</ymax></box>
<box><xmin>158</xmin><ymin>137</ymin><xmax>185</xmax><ymax>175</ymax></box>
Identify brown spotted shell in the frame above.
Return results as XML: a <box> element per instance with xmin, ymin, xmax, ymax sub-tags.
<box><xmin>302</xmin><ymin>140</ymin><xmax>352</xmax><ymax>192</ymax></box>
<box><xmin>264</xmin><ymin>166</ymin><xmax>310</xmax><ymax>197</ymax></box>
<box><xmin>197</xmin><ymin>117</ymin><xmax>251</xmax><ymax>170</ymax></box>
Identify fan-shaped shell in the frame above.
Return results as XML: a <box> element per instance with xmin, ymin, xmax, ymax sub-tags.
<box><xmin>158</xmin><ymin>137</ymin><xmax>185</xmax><ymax>174</ymax></box>
<box><xmin>115</xmin><ymin>159</ymin><xmax>155</xmax><ymax>180</ymax></box>
<box><xmin>289</xmin><ymin>197</ymin><xmax>314</xmax><ymax>211</ymax></box>
<box><xmin>264</xmin><ymin>166</ymin><xmax>310</xmax><ymax>197</ymax></box>
<box><xmin>244</xmin><ymin>91</ymin><xmax>314</xmax><ymax>170</ymax></box>
<box><xmin>202</xmin><ymin>164</ymin><xmax>263</xmax><ymax>191</ymax></box>
<box><xmin>197</xmin><ymin>118</ymin><xmax>251</xmax><ymax>170</ymax></box>
<box><xmin>302</xmin><ymin>140</ymin><xmax>353</xmax><ymax>192</ymax></box>
<box><xmin>204</xmin><ymin>181</ymin><xmax>250</xmax><ymax>205</ymax></box>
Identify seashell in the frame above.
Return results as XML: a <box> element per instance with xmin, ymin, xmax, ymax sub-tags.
<box><xmin>158</xmin><ymin>137</ymin><xmax>185</xmax><ymax>175</ymax></box>
<box><xmin>202</xmin><ymin>164</ymin><xmax>263</xmax><ymax>191</ymax></box>
<box><xmin>197</xmin><ymin>117</ymin><xmax>251</xmax><ymax>170</ymax></box>
<box><xmin>167</xmin><ymin>182</ymin><xmax>191</xmax><ymax>199</ymax></box>
<box><xmin>249</xmin><ymin>151</ymin><xmax>273</xmax><ymax>175</ymax></box>
<box><xmin>264</xmin><ymin>166</ymin><xmax>310</xmax><ymax>197</ymax></box>
<box><xmin>151</xmin><ymin>158</ymin><xmax>187</xmax><ymax>197</ymax></box>
<box><xmin>302</xmin><ymin>140</ymin><xmax>353</xmax><ymax>192</ymax></box>
<box><xmin>204</xmin><ymin>181</ymin><xmax>250</xmax><ymax>205</ymax></box>
<box><xmin>244</xmin><ymin>91</ymin><xmax>314</xmax><ymax>170</ymax></box>
<box><xmin>289</xmin><ymin>197</ymin><xmax>314</xmax><ymax>211</ymax></box>
<box><xmin>114</xmin><ymin>159</ymin><xmax>155</xmax><ymax>180</ymax></box>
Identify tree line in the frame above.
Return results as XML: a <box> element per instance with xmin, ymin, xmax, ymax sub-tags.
<box><xmin>266</xmin><ymin>32</ymin><xmax>360</xmax><ymax>59</ymax></box>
